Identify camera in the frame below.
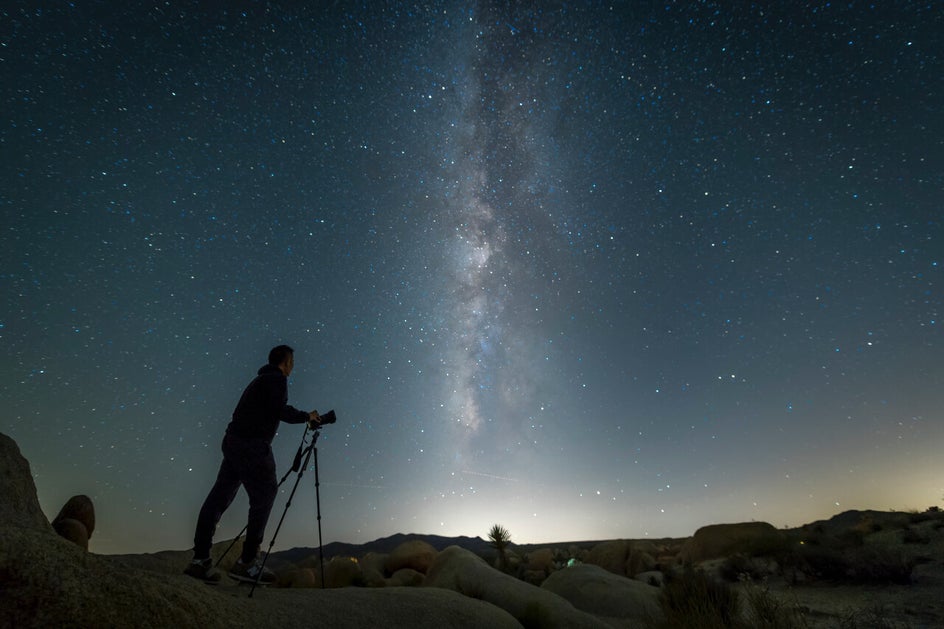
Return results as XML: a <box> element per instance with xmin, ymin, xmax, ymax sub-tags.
<box><xmin>318</xmin><ymin>409</ymin><xmax>337</xmax><ymax>425</ymax></box>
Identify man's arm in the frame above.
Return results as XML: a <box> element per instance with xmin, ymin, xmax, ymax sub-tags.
<box><xmin>279</xmin><ymin>403</ymin><xmax>312</xmax><ymax>424</ymax></box>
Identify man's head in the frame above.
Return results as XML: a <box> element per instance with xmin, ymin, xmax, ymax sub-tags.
<box><xmin>268</xmin><ymin>344</ymin><xmax>295</xmax><ymax>376</ymax></box>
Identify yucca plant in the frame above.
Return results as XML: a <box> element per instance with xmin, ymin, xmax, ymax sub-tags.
<box><xmin>488</xmin><ymin>524</ymin><xmax>512</xmax><ymax>572</ymax></box>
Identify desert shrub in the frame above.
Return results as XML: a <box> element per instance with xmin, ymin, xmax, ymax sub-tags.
<box><xmin>794</xmin><ymin>544</ymin><xmax>851</xmax><ymax>581</ymax></box>
<box><xmin>838</xmin><ymin>604</ymin><xmax>897</xmax><ymax>629</ymax></box>
<box><xmin>652</xmin><ymin>567</ymin><xmax>741</xmax><ymax>629</ymax></box>
<box><xmin>793</xmin><ymin>539</ymin><xmax>916</xmax><ymax>585</ymax></box>
<box><xmin>740</xmin><ymin>531</ymin><xmax>793</xmax><ymax>559</ymax></box>
<box><xmin>799</xmin><ymin>541</ymin><xmax>837</xmax><ymax>567</ymax></box>
<box><xmin>837</xmin><ymin>528</ymin><xmax>866</xmax><ymax>548</ymax></box>
<box><xmin>901</xmin><ymin>526</ymin><xmax>930</xmax><ymax>545</ymax></box>
<box><xmin>908</xmin><ymin>511</ymin><xmax>933</xmax><ymax>524</ymax></box>
<box><xmin>777</xmin><ymin>543</ymin><xmax>810</xmax><ymax>586</ymax></box>
<box><xmin>848</xmin><ymin>545</ymin><xmax>915</xmax><ymax>585</ymax></box>
<box><xmin>741</xmin><ymin>579</ymin><xmax>809</xmax><ymax>629</ymax></box>
<box><xmin>720</xmin><ymin>553</ymin><xmax>767</xmax><ymax>583</ymax></box>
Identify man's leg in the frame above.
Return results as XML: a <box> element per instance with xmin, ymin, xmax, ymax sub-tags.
<box><xmin>239</xmin><ymin>444</ymin><xmax>277</xmax><ymax>563</ymax></box>
<box><xmin>193</xmin><ymin>453</ymin><xmax>241</xmax><ymax>559</ymax></box>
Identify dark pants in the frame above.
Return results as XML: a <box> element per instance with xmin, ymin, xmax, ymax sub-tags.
<box><xmin>193</xmin><ymin>433</ymin><xmax>277</xmax><ymax>564</ymax></box>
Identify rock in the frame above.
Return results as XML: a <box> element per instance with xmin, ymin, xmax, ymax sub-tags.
<box><xmin>278</xmin><ymin>567</ymin><xmax>318</xmax><ymax>588</ymax></box>
<box><xmin>108</xmin><ymin>537</ymin><xmax>244</xmax><ymax>575</ymax></box>
<box><xmin>51</xmin><ymin>495</ymin><xmax>96</xmax><ymax>549</ymax></box>
<box><xmin>360</xmin><ymin>551</ymin><xmax>388</xmax><ymax>576</ymax></box>
<box><xmin>425</xmin><ymin>545</ymin><xmax>608</xmax><ymax>628</ymax></box>
<box><xmin>388</xmin><ymin>568</ymin><xmax>425</xmax><ymax>587</ymax></box>
<box><xmin>635</xmin><ymin>571</ymin><xmax>664</xmax><ymax>587</ymax></box>
<box><xmin>0</xmin><ymin>432</ymin><xmax>53</xmax><ymax>531</ymax></box>
<box><xmin>359</xmin><ymin>552</ymin><xmax>388</xmax><ymax>587</ymax></box>
<box><xmin>325</xmin><ymin>556</ymin><xmax>363</xmax><ymax>588</ymax></box>
<box><xmin>52</xmin><ymin>517</ymin><xmax>89</xmax><ymax>550</ymax></box>
<box><xmin>585</xmin><ymin>540</ymin><xmax>655</xmax><ymax>577</ymax></box>
<box><xmin>53</xmin><ymin>495</ymin><xmax>95</xmax><ymax>537</ymax></box>
<box><xmin>542</xmin><ymin>564</ymin><xmax>663</xmax><ymax>626</ymax></box>
<box><xmin>521</xmin><ymin>569</ymin><xmax>548</xmax><ymax>585</ymax></box>
<box><xmin>679</xmin><ymin>522</ymin><xmax>785</xmax><ymax>563</ymax></box>
<box><xmin>385</xmin><ymin>539</ymin><xmax>438</xmax><ymax>574</ymax></box>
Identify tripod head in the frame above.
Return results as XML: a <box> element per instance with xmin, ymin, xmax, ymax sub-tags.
<box><xmin>294</xmin><ymin>409</ymin><xmax>336</xmax><ymax>471</ymax></box>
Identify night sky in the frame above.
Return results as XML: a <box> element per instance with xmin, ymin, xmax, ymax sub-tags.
<box><xmin>3</xmin><ymin>2</ymin><xmax>941</xmax><ymax>556</ymax></box>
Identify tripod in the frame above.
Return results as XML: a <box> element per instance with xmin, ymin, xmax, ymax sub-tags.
<box><xmin>214</xmin><ymin>423</ymin><xmax>328</xmax><ymax>597</ymax></box>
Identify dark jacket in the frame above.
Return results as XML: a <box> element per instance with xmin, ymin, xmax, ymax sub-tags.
<box><xmin>226</xmin><ymin>364</ymin><xmax>309</xmax><ymax>443</ymax></box>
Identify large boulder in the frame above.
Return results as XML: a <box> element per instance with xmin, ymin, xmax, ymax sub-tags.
<box><xmin>325</xmin><ymin>556</ymin><xmax>363</xmax><ymax>588</ymax></box>
<box><xmin>277</xmin><ymin>567</ymin><xmax>319</xmax><ymax>588</ymax></box>
<box><xmin>359</xmin><ymin>552</ymin><xmax>389</xmax><ymax>587</ymax></box>
<box><xmin>51</xmin><ymin>517</ymin><xmax>90</xmax><ymax>550</ymax></box>
<box><xmin>0</xmin><ymin>432</ymin><xmax>53</xmax><ymax>531</ymax></box>
<box><xmin>387</xmin><ymin>568</ymin><xmax>425</xmax><ymax>587</ymax></box>
<box><xmin>52</xmin><ymin>495</ymin><xmax>96</xmax><ymax>550</ymax></box>
<box><xmin>54</xmin><ymin>495</ymin><xmax>95</xmax><ymax>536</ymax></box>
<box><xmin>585</xmin><ymin>540</ymin><xmax>656</xmax><ymax>577</ymax></box>
<box><xmin>542</xmin><ymin>564</ymin><xmax>662</xmax><ymax>627</ymax></box>
<box><xmin>679</xmin><ymin>522</ymin><xmax>785</xmax><ymax>563</ymax></box>
<box><xmin>425</xmin><ymin>545</ymin><xmax>608</xmax><ymax>628</ymax></box>
<box><xmin>385</xmin><ymin>539</ymin><xmax>438</xmax><ymax>574</ymax></box>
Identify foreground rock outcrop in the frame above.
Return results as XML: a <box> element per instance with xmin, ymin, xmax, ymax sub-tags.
<box><xmin>542</xmin><ymin>564</ymin><xmax>661</xmax><ymax>626</ymax></box>
<box><xmin>425</xmin><ymin>546</ymin><xmax>613</xmax><ymax>628</ymax></box>
<box><xmin>0</xmin><ymin>433</ymin><xmax>53</xmax><ymax>532</ymax></box>
<box><xmin>0</xmin><ymin>432</ymin><xmax>524</xmax><ymax>629</ymax></box>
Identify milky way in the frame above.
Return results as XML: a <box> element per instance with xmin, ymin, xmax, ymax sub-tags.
<box><xmin>2</xmin><ymin>2</ymin><xmax>941</xmax><ymax>554</ymax></box>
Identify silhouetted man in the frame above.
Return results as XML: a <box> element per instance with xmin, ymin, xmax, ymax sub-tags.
<box><xmin>184</xmin><ymin>345</ymin><xmax>321</xmax><ymax>583</ymax></box>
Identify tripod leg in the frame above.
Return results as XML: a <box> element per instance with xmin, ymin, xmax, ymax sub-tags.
<box><xmin>313</xmin><ymin>444</ymin><xmax>326</xmax><ymax>589</ymax></box>
<box><xmin>213</xmin><ymin>527</ymin><xmax>246</xmax><ymax>571</ymax></box>
<box><xmin>249</xmin><ymin>443</ymin><xmax>314</xmax><ymax>598</ymax></box>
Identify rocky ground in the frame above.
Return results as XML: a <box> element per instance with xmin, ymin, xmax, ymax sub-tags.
<box><xmin>3</xmin><ymin>431</ymin><xmax>943</xmax><ymax>628</ymax></box>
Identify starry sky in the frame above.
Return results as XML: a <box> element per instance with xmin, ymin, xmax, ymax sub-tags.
<box><xmin>2</xmin><ymin>2</ymin><xmax>942</xmax><ymax>555</ymax></box>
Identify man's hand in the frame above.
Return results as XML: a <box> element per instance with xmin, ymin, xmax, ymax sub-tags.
<box><xmin>307</xmin><ymin>410</ymin><xmax>321</xmax><ymax>429</ymax></box>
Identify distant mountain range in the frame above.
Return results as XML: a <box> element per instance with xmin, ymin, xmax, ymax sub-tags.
<box><xmin>269</xmin><ymin>532</ymin><xmax>498</xmax><ymax>565</ymax></box>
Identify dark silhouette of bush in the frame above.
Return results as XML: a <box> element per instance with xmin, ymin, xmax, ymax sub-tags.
<box><xmin>719</xmin><ymin>553</ymin><xmax>768</xmax><ymax>583</ymax></box>
<box><xmin>654</xmin><ymin>566</ymin><xmax>741</xmax><ymax>629</ymax></box>
<box><xmin>901</xmin><ymin>526</ymin><xmax>930</xmax><ymax>545</ymax></box>
<box><xmin>794</xmin><ymin>544</ymin><xmax>852</xmax><ymax>582</ymax></box>
<box><xmin>850</xmin><ymin>545</ymin><xmax>915</xmax><ymax>585</ymax></box>
<box><xmin>741</xmin><ymin>579</ymin><xmax>807</xmax><ymax>629</ymax></box>
<box><xmin>791</xmin><ymin>540</ymin><xmax>915</xmax><ymax>585</ymax></box>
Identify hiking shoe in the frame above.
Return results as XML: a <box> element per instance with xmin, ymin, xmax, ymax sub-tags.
<box><xmin>228</xmin><ymin>558</ymin><xmax>276</xmax><ymax>584</ymax></box>
<box><xmin>183</xmin><ymin>557</ymin><xmax>221</xmax><ymax>584</ymax></box>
